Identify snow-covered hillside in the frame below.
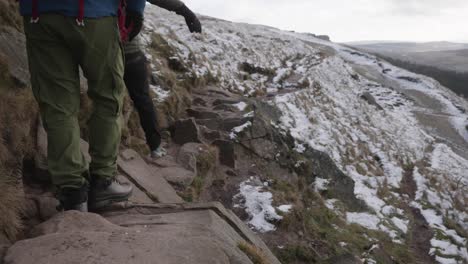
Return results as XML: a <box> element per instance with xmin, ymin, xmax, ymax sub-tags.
<box><xmin>141</xmin><ymin>6</ymin><xmax>468</xmax><ymax>263</ymax></box>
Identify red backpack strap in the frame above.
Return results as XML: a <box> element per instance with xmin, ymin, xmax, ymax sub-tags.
<box><xmin>76</xmin><ymin>0</ymin><xmax>85</xmax><ymax>26</ymax></box>
<box><xmin>31</xmin><ymin>0</ymin><xmax>39</xmax><ymax>23</ymax></box>
<box><xmin>118</xmin><ymin>0</ymin><xmax>132</xmax><ymax>42</ymax></box>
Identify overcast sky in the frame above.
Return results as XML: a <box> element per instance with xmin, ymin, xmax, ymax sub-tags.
<box><xmin>187</xmin><ymin>0</ymin><xmax>468</xmax><ymax>43</ymax></box>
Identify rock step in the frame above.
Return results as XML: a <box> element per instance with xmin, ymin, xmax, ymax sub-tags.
<box><xmin>195</xmin><ymin>117</ymin><xmax>252</xmax><ymax>132</ymax></box>
<box><xmin>186</xmin><ymin>108</ymin><xmax>221</xmax><ymax>120</ymax></box>
<box><xmin>118</xmin><ymin>149</ymin><xmax>184</xmax><ymax>204</ymax></box>
<box><xmin>4</xmin><ymin>204</ymin><xmax>281</xmax><ymax>264</ymax></box>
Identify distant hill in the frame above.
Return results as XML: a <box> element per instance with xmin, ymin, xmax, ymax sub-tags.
<box><xmin>348</xmin><ymin>41</ymin><xmax>468</xmax><ymax>72</ymax></box>
<box><xmin>347</xmin><ymin>41</ymin><xmax>468</xmax><ymax>53</ymax></box>
<box><xmin>405</xmin><ymin>49</ymin><xmax>468</xmax><ymax>73</ymax></box>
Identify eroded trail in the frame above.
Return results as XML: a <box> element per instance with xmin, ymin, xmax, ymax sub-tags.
<box><xmin>400</xmin><ymin>168</ymin><xmax>436</xmax><ymax>264</ymax></box>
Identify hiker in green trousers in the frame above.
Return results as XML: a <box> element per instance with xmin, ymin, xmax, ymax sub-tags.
<box><xmin>19</xmin><ymin>0</ymin><xmax>146</xmax><ymax>211</ymax></box>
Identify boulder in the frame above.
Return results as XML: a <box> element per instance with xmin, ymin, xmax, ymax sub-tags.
<box><xmin>36</xmin><ymin>196</ymin><xmax>59</xmax><ymax>221</ymax></box>
<box><xmin>23</xmin><ymin>193</ymin><xmax>60</xmax><ymax>223</ymax></box>
<box><xmin>213</xmin><ymin>140</ymin><xmax>236</xmax><ymax>168</ymax></box>
<box><xmin>177</xmin><ymin>143</ymin><xmax>204</xmax><ymax>172</ymax></box>
<box><xmin>158</xmin><ymin>166</ymin><xmax>196</xmax><ymax>187</ymax></box>
<box><xmin>241</xmin><ymin>137</ymin><xmax>277</xmax><ymax>161</ymax></box>
<box><xmin>172</xmin><ymin>118</ymin><xmax>201</xmax><ymax>145</ymax></box>
<box><xmin>301</xmin><ymin>148</ymin><xmax>367</xmax><ymax>212</ymax></box>
<box><xmin>5</xmin><ymin>205</ymin><xmax>282</xmax><ymax>264</ymax></box>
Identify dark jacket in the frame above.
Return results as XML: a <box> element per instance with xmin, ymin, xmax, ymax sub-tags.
<box><xmin>19</xmin><ymin>0</ymin><xmax>146</xmax><ymax>17</ymax></box>
<box><xmin>148</xmin><ymin>0</ymin><xmax>184</xmax><ymax>12</ymax></box>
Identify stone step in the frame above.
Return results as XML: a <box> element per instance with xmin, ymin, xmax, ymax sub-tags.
<box><xmin>213</xmin><ymin>103</ymin><xmax>239</xmax><ymax>112</ymax></box>
<box><xmin>118</xmin><ymin>149</ymin><xmax>184</xmax><ymax>204</ymax></box>
<box><xmin>213</xmin><ymin>98</ymin><xmax>241</xmax><ymax>106</ymax></box>
<box><xmin>172</xmin><ymin>118</ymin><xmax>202</xmax><ymax>145</ymax></box>
<box><xmin>186</xmin><ymin>108</ymin><xmax>221</xmax><ymax>120</ymax></box>
<box><xmin>5</xmin><ymin>204</ymin><xmax>282</xmax><ymax>264</ymax></box>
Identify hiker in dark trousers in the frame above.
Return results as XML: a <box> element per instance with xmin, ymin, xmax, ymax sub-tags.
<box><xmin>18</xmin><ymin>0</ymin><xmax>146</xmax><ymax>211</ymax></box>
<box><xmin>123</xmin><ymin>0</ymin><xmax>202</xmax><ymax>158</ymax></box>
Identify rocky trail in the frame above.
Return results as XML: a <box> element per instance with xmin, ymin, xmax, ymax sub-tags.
<box><xmin>2</xmin><ymin>3</ymin><xmax>468</xmax><ymax>263</ymax></box>
<box><xmin>1</xmin><ymin>84</ymin><xmax>286</xmax><ymax>264</ymax></box>
<box><xmin>4</xmin><ymin>63</ymin><xmax>343</xmax><ymax>263</ymax></box>
<box><xmin>400</xmin><ymin>168</ymin><xmax>436</xmax><ymax>264</ymax></box>
<box><xmin>2</xmin><ymin>71</ymin><xmax>363</xmax><ymax>263</ymax></box>
<box><xmin>351</xmin><ymin>62</ymin><xmax>468</xmax><ymax>160</ymax></box>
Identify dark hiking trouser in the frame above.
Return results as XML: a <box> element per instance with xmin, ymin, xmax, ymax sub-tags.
<box><xmin>24</xmin><ymin>14</ymin><xmax>126</xmax><ymax>189</ymax></box>
<box><xmin>124</xmin><ymin>50</ymin><xmax>161</xmax><ymax>151</ymax></box>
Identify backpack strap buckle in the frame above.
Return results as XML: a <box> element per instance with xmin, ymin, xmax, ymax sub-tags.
<box><xmin>30</xmin><ymin>17</ymin><xmax>40</xmax><ymax>23</ymax></box>
<box><xmin>76</xmin><ymin>18</ymin><xmax>85</xmax><ymax>26</ymax></box>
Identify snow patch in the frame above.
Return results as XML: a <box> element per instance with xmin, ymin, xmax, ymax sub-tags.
<box><xmin>277</xmin><ymin>205</ymin><xmax>293</xmax><ymax>213</ymax></box>
<box><xmin>346</xmin><ymin>212</ymin><xmax>380</xmax><ymax>230</ymax></box>
<box><xmin>234</xmin><ymin>178</ymin><xmax>282</xmax><ymax>232</ymax></box>
<box><xmin>229</xmin><ymin>121</ymin><xmax>252</xmax><ymax>139</ymax></box>
<box><xmin>233</xmin><ymin>102</ymin><xmax>248</xmax><ymax>111</ymax></box>
<box><xmin>314</xmin><ymin>178</ymin><xmax>330</xmax><ymax>192</ymax></box>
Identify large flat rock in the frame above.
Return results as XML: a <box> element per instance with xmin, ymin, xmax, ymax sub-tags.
<box><xmin>4</xmin><ymin>204</ymin><xmax>281</xmax><ymax>264</ymax></box>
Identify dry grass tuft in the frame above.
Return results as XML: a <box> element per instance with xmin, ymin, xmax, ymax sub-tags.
<box><xmin>0</xmin><ymin>171</ymin><xmax>24</xmax><ymax>241</ymax></box>
<box><xmin>179</xmin><ymin>145</ymin><xmax>218</xmax><ymax>202</ymax></box>
<box><xmin>238</xmin><ymin>242</ymin><xmax>269</xmax><ymax>264</ymax></box>
<box><xmin>0</xmin><ymin>0</ymin><xmax>22</xmax><ymax>31</ymax></box>
<box><xmin>0</xmin><ymin>57</ymin><xmax>37</xmax><ymax>241</ymax></box>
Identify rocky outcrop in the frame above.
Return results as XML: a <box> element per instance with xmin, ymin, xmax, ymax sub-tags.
<box><xmin>0</xmin><ymin>26</ymin><xmax>29</xmax><ymax>88</ymax></box>
<box><xmin>172</xmin><ymin>118</ymin><xmax>202</xmax><ymax>145</ymax></box>
<box><xmin>5</xmin><ymin>204</ymin><xmax>281</xmax><ymax>264</ymax></box>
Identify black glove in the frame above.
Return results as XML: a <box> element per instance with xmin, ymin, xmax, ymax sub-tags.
<box><xmin>126</xmin><ymin>10</ymin><xmax>144</xmax><ymax>42</ymax></box>
<box><xmin>175</xmin><ymin>5</ymin><xmax>202</xmax><ymax>33</ymax></box>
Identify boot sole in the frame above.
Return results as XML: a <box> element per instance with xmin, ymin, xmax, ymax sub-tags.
<box><xmin>89</xmin><ymin>190</ymin><xmax>133</xmax><ymax>210</ymax></box>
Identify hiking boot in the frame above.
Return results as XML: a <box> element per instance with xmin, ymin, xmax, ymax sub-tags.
<box><xmin>150</xmin><ymin>146</ymin><xmax>167</xmax><ymax>159</ymax></box>
<box><xmin>89</xmin><ymin>177</ymin><xmax>133</xmax><ymax>210</ymax></box>
<box><xmin>57</xmin><ymin>185</ymin><xmax>88</xmax><ymax>212</ymax></box>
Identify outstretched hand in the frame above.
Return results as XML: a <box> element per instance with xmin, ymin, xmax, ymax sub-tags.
<box><xmin>175</xmin><ymin>5</ymin><xmax>202</xmax><ymax>33</ymax></box>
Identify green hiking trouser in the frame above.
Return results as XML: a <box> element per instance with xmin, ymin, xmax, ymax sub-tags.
<box><xmin>24</xmin><ymin>14</ymin><xmax>125</xmax><ymax>189</ymax></box>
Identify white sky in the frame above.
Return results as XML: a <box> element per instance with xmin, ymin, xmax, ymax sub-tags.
<box><xmin>186</xmin><ymin>0</ymin><xmax>468</xmax><ymax>43</ymax></box>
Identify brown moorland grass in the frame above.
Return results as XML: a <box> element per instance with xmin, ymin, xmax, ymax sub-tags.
<box><xmin>0</xmin><ymin>48</ymin><xmax>37</xmax><ymax>241</ymax></box>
